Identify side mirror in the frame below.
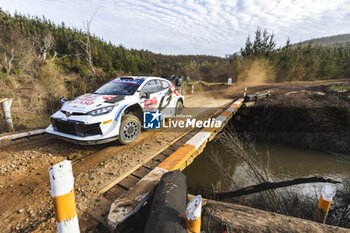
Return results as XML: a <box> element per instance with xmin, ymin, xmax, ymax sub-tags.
<box><xmin>140</xmin><ymin>91</ymin><xmax>150</xmax><ymax>99</ymax></box>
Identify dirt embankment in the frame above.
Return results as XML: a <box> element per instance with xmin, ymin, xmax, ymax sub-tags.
<box><xmin>232</xmin><ymin>82</ymin><xmax>350</xmax><ymax>154</ymax></box>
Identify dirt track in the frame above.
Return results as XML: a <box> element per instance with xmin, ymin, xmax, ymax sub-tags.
<box><xmin>0</xmin><ymin>93</ymin><xmax>232</xmax><ymax>232</ymax></box>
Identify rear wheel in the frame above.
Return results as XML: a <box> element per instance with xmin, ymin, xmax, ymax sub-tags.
<box><xmin>175</xmin><ymin>100</ymin><xmax>183</xmax><ymax>116</ymax></box>
<box><xmin>119</xmin><ymin>114</ymin><xmax>141</xmax><ymax>145</ymax></box>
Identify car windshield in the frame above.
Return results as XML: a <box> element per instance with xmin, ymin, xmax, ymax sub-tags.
<box><xmin>94</xmin><ymin>79</ymin><xmax>143</xmax><ymax>95</ymax></box>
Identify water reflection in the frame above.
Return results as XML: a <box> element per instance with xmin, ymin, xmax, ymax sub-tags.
<box><xmin>183</xmin><ymin>141</ymin><xmax>350</xmax><ymax>194</ymax></box>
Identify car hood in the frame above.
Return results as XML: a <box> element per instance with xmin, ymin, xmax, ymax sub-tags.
<box><xmin>61</xmin><ymin>93</ymin><xmax>126</xmax><ymax>113</ymax></box>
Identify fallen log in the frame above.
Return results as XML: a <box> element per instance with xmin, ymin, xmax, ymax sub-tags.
<box><xmin>214</xmin><ymin>177</ymin><xmax>340</xmax><ymax>200</ymax></box>
<box><xmin>201</xmin><ymin>200</ymin><xmax>349</xmax><ymax>233</ymax></box>
<box><xmin>0</xmin><ymin>129</ymin><xmax>46</xmax><ymax>141</ymax></box>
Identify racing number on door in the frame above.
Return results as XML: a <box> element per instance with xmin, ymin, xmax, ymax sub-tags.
<box><xmin>158</xmin><ymin>80</ymin><xmax>172</xmax><ymax>111</ymax></box>
<box><xmin>142</xmin><ymin>79</ymin><xmax>174</xmax><ymax>112</ymax></box>
<box><xmin>142</xmin><ymin>80</ymin><xmax>161</xmax><ymax>110</ymax></box>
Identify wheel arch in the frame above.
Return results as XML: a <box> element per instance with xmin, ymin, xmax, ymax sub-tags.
<box><xmin>123</xmin><ymin>103</ymin><xmax>143</xmax><ymax>123</ymax></box>
<box><xmin>177</xmin><ymin>97</ymin><xmax>184</xmax><ymax>106</ymax></box>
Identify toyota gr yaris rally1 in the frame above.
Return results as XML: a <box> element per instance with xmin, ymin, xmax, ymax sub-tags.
<box><xmin>46</xmin><ymin>76</ymin><xmax>184</xmax><ymax>144</ymax></box>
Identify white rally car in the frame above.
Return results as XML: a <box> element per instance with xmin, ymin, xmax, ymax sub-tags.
<box><xmin>46</xmin><ymin>76</ymin><xmax>184</xmax><ymax>145</ymax></box>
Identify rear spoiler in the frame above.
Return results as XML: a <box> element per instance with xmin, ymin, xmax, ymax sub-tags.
<box><xmin>162</xmin><ymin>76</ymin><xmax>184</xmax><ymax>87</ymax></box>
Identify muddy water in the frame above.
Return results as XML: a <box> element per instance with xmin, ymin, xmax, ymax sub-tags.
<box><xmin>183</xmin><ymin>141</ymin><xmax>350</xmax><ymax>194</ymax></box>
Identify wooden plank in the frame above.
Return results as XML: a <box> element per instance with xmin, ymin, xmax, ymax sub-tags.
<box><xmin>158</xmin><ymin>144</ymin><xmax>196</xmax><ymax>171</ymax></box>
<box><xmin>144</xmin><ymin>159</ymin><xmax>160</xmax><ymax>169</ymax></box>
<box><xmin>85</xmin><ymin>196</ymin><xmax>112</xmax><ymax>228</ymax></box>
<box><xmin>99</xmin><ymin>128</ymin><xmax>195</xmax><ymax>194</ymax></box>
<box><xmin>118</xmin><ymin>175</ymin><xmax>140</xmax><ymax>190</ymax></box>
<box><xmin>142</xmin><ymin>165</ymin><xmax>153</xmax><ymax>170</ymax></box>
<box><xmin>132</xmin><ymin>166</ymin><xmax>152</xmax><ymax>178</ymax></box>
<box><xmin>103</xmin><ymin>185</ymin><xmax>127</xmax><ymax>201</ymax></box>
<box><xmin>153</xmin><ymin>153</ymin><xmax>169</xmax><ymax>162</ymax></box>
<box><xmin>117</xmin><ymin>183</ymin><xmax>130</xmax><ymax>191</ymax></box>
<box><xmin>162</xmin><ymin>148</ymin><xmax>176</xmax><ymax>155</ymax></box>
<box><xmin>173</xmin><ymin>139</ymin><xmax>189</xmax><ymax>148</ymax></box>
<box><xmin>130</xmin><ymin>173</ymin><xmax>142</xmax><ymax>179</ymax></box>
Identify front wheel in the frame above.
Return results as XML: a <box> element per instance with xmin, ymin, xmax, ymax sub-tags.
<box><xmin>175</xmin><ymin>100</ymin><xmax>183</xmax><ymax>116</ymax></box>
<box><xmin>119</xmin><ymin>114</ymin><xmax>141</xmax><ymax>145</ymax></box>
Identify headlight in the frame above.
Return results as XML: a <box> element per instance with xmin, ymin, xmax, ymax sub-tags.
<box><xmin>88</xmin><ymin>106</ymin><xmax>114</xmax><ymax>116</ymax></box>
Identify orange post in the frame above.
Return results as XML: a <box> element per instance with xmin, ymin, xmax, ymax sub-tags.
<box><xmin>315</xmin><ymin>183</ymin><xmax>336</xmax><ymax>223</ymax></box>
<box><xmin>186</xmin><ymin>195</ymin><xmax>202</xmax><ymax>233</ymax></box>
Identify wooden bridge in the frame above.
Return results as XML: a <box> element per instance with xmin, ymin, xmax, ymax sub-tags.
<box><xmin>0</xmin><ymin>88</ymin><xmax>270</xmax><ymax>232</ymax></box>
<box><xmin>102</xmin><ymin>93</ymin><xmax>257</xmax><ymax>232</ymax></box>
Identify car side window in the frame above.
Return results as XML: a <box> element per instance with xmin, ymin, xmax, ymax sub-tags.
<box><xmin>142</xmin><ymin>80</ymin><xmax>162</xmax><ymax>94</ymax></box>
<box><xmin>161</xmin><ymin>81</ymin><xmax>170</xmax><ymax>89</ymax></box>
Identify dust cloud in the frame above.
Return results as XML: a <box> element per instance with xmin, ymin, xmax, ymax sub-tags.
<box><xmin>237</xmin><ymin>59</ymin><xmax>275</xmax><ymax>86</ymax></box>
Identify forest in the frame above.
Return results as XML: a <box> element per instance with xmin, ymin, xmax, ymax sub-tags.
<box><xmin>236</xmin><ymin>28</ymin><xmax>350</xmax><ymax>82</ymax></box>
<box><xmin>0</xmin><ymin>9</ymin><xmax>349</xmax><ymax>90</ymax></box>
<box><xmin>0</xmin><ymin>9</ymin><xmax>232</xmax><ymax>91</ymax></box>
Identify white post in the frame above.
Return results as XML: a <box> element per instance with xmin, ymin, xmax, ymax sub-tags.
<box><xmin>227</xmin><ymin>78</ymin><xmax>232</xmax><ymax>85</ymax></box>
<box><xmin>243</xmin><ymin>87</ymin><xmax>247</xmax><ymax>98</ymax></box>
<box><xmin>186</xmin><ymin>195</ymin><xmax>202</xmax><ymax>233</ymax></box>
<box><xmin>49</xmin><ymin>160</ymin><xmax>80</xmax><ymax>233</ymax></box>
<box><xmin>1</xmin><ymin>98</ymin><xmax>14</xmax><ymax>131</ymax></box>
<box><xmin>191</xmin><ymin>85</ymin><xmax>194</xmax><ymax>95</ymax></box>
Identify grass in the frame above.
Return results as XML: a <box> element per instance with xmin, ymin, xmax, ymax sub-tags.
<box><xmin>329</xmin><ymin>84</ymin><xmax>350</xmax><ymax>93</ymax></box>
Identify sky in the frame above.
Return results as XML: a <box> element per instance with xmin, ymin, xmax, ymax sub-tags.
<box><xmin>2</xmin><ymin>0</ymin><xmax>350</xmax><ymax>57</ymax></box>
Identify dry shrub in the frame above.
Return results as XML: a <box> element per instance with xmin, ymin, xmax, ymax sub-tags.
<box><xmin>215</xmin><ymin>128</ymin><xmax>288</xmax><ymax>214</ymax></box>
<box><xmin>39</xmin><ymin>63</ymin><xmax>67</xmax><ymax>114</ymax></box>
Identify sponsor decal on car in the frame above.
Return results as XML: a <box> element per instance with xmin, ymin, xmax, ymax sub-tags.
<box><xmin>78</xmin><ymin>95</ymin><xmax>97</xmax><ymax>101</ymax></box>
<box><xmin>115</xmin><ymin>105</ymin><xmax>128</xmax><ymax>121</ymax></box>
<box><xmin>110</xmin><ymin>80</ymin><xmax>143</xmax><ymax>85</ymax></box>
<box><xmin>144</xmin><ymin>97</ymin><xmax>157</xmax><ymax>108</ymax></box>
<box><xmin>79</xmin><ymin>101</ymin><xmax>95</xmax><ymax>105</ymax></box>
<box><xmin>102</xmin><ymin>95</ymin><xmax>115</xmax><ymax>100</ymax></box>
<box><xmin>70</xmin><ymin>96</ymin><xmax>96</xmax><ymax>106</ymax></box>
<box><xmin>173</xmin><ymin>89</ymin><xmax>180</xmax><ymax>96</ymax></box>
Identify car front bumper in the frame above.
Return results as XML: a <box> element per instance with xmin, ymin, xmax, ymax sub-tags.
<box><xmin>46</xmin><ymin>124</ymin><xmax>119</xmax><ymax>145</ymax></box>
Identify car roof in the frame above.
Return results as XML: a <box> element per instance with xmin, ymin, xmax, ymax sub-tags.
<box><xmin>120</xmin><ymin>76</ymin><xmax>161</xmax><ymax>79</ymax></box>
<box><xmin>115</xmin><ymin>76</ymin><xmax>169</xmax><ymax>82</ymax></box>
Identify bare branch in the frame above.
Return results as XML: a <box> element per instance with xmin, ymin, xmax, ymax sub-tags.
<box><xmin>3</xmin><ymin>47</ymin><xmax>14</xmax><ymax>75</ymax></box>
<box><xmin>79</xmin><ymin>9</ymin><xmax>99</xmax><ymax>76</ymax></box>
<box><xmin>35</xmin><ymin>33</ymin><xmax>55</xmax><ymax>60</ymax></box>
